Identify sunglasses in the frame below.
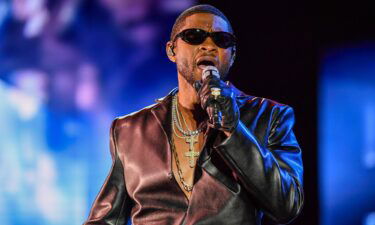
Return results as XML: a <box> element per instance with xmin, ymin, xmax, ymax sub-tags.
<box><xmin>174</xmin><ymin>28</ymin><xmax>236</xmax><ymax>49</ymax></box>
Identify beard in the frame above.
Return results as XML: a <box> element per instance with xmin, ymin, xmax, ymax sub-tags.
<box><xmin>177</xmin><ymin>58</ymin><xmax>196</xmax><ymax>86</ymax></box>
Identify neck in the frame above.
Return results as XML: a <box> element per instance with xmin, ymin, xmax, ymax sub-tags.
<box><xmin>177</xmin><ymin>74</ymin><xmax>207</xmax><ymax>125</ymax></box>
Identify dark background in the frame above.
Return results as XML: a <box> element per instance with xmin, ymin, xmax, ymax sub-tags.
<box><xmin>199</xmin><ymin>0</ymin><xmax>375</xmax><ymax>224</ymax></box>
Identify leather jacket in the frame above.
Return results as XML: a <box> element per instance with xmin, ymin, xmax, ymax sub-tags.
<box><xmin>83</xmin><ymin>86</ymin><xmax>304</xmax><ymax>225</ymax></box>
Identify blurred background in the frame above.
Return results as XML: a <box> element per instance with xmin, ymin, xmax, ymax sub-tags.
<box><xmin>0</xmin><ymin>0</ymin><xmax>374</xmax><ymax>224</ymax></box>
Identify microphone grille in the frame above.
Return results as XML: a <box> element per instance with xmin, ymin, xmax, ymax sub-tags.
<box><xmin>202</xmin><ymin>66</ymin><xmax>219</xmax><ymax>80</ymax></box>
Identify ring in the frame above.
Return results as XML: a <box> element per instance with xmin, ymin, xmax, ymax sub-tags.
<box><xmin>211</xmin><ymin>87</ymin><xmax>221</xmax><ymax>99</ymax></box>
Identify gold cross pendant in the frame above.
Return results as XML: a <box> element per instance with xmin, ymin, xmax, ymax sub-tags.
<box><xmin>184</xmin><ymin>135</ymin><xmax>200</xmax><ymax>168</ymax></box>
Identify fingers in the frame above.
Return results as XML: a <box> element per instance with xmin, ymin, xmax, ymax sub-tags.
<box><xmin>196</xmin><ymin>78</ymin><xmax>239</xmax><ymax>132</ymax></box>
<box><xmin>199</xmin><ymin>85</ymin><xmax>216</xmax><ymax>110</ymax></box>
<box><xmin>198</xmin><ymin>78</ymin><xmax>228</xmax><ymax>110</ymax></box>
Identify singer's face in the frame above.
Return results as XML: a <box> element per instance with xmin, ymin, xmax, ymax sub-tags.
<box><xmin>172</xmin><ymin>13</ymin><xmax>234</xmax><ymax>85</ymax></box>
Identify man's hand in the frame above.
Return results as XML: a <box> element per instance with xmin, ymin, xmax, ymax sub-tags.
<box><xmin>195</xmin><ymin>77</ymin><xmax>240</xmax><ymax>134</ymax></box>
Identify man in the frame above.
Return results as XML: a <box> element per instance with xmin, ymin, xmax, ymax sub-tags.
<box><xmin>84</xmin><ymin>4</ymin><xmax>304</xmax><ymax>225</ymax></box>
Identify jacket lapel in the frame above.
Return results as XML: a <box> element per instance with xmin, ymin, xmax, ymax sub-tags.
<box><xmin>150</xmin><ymin>88</ymin><xmax>177</xmax><ymax>141</ymax></box>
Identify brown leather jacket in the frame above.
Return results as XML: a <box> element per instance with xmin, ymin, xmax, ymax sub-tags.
<box><xmin>83</xmin><ymin>86</ymin><xmax>304</xmax><ymax>225</ymax></box>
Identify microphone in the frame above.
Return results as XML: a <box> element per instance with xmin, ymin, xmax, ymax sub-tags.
<box><xmin>201</xmin><ymin>66</ymin><xmax>222</xmax><ymax>128</ymax></box>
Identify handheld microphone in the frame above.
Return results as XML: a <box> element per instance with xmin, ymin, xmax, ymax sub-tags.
<box><xmin>201</xmin><ymin>66</ymin><xmax>222</xmax><ymax>128</ymax></box>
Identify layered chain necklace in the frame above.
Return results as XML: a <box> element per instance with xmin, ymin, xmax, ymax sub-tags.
<box><xmin>170</xmin><ymin>94</ymin><xmax>202</xmax><ymax>192</ymax></box>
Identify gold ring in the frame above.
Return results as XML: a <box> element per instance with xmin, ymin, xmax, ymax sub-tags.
<box><xmin>211</xmin><ymin>87</ymin><xmax>221</xmax><ymax>99</ymax></box>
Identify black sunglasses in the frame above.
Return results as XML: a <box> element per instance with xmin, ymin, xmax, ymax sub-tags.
<box><xmin>174</xmin><ymin>28</ymin><xmax>236</xmax><ymax>49</ymax></box>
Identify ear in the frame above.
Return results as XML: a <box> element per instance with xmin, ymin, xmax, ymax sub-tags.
<box><xmin>230</xmin><ymin>46</ymin><xmax>236</xmax><ymax>67</ymax></box>
<box><xmin>166</xmin><ymin>41</ymin><xmax>176</xmax><ymax>63</ymax></box>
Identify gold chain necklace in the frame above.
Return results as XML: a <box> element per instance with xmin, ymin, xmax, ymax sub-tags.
<box><xmin>170</xmin><ymin>94</ymin><xmax>202</xmax><ymax>192</ymax></box>
<box><xmin>172</xmin><ymin>95</ymin><xmax>201</xmax><ymax>168</ymax></box>
<box><xmin>170</xmin><ymin>135</ymin><xmax>193</xmax><ymax>192</ymax></box>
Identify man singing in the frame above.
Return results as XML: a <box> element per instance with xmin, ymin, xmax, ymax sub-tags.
<box><xmin>84</xmin><ymin>4</ymin><xmax>304</xmax><ymax>225</ymax></box>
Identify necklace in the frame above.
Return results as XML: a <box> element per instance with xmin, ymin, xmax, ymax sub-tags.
<box><xmin>170</xmin><ymin>136</ymin><xmax>193</xmax><ymax>192</ymax></box>
<box><xmin>172</xmin><ymin>94</ymin><xmax>202</xmax><ymax>136</ymax></box>
<box><xmin>172</xmin><ymin>95</ymin><xmax>201</xmax><ymax>168</ymax></box>
<box><xmin>170</xmin><ymin>94</ymin><xmax>202</xmax><ymax>192</ymax></box>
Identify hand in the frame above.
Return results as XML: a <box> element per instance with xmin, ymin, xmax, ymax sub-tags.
<box><xmin>195</xmin><ymin>77</ymin><xmax>240</xmax><ymax>133</ymax></box>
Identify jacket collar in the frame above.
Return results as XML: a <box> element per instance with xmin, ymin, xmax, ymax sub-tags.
<box><xmin>150</xmin><ymin>88</ymin><xmax>176</xmax><ymax>143</ymax></box>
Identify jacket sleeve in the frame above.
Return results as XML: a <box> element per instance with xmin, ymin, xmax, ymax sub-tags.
<box><xmin>214</xmin><ymin>105</ymin><xmax>304</xmax><ymax>224</ymax></box>
<box><xmin>84</xmin><ymin>118</ymin><xmax>132</xmax><ymax>225</ymax></box>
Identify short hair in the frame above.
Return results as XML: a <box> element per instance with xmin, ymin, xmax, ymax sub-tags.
<box><xmin>170</xmin><ymin>4</ymin><xmax>234</xmax><ymax>41</ymax></box>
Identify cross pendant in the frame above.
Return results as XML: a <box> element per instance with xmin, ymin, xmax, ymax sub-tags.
<box><xmin>184</xmin><ymin>135</ymin><xmax>199</xmax><ymax>168</ymax></box>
